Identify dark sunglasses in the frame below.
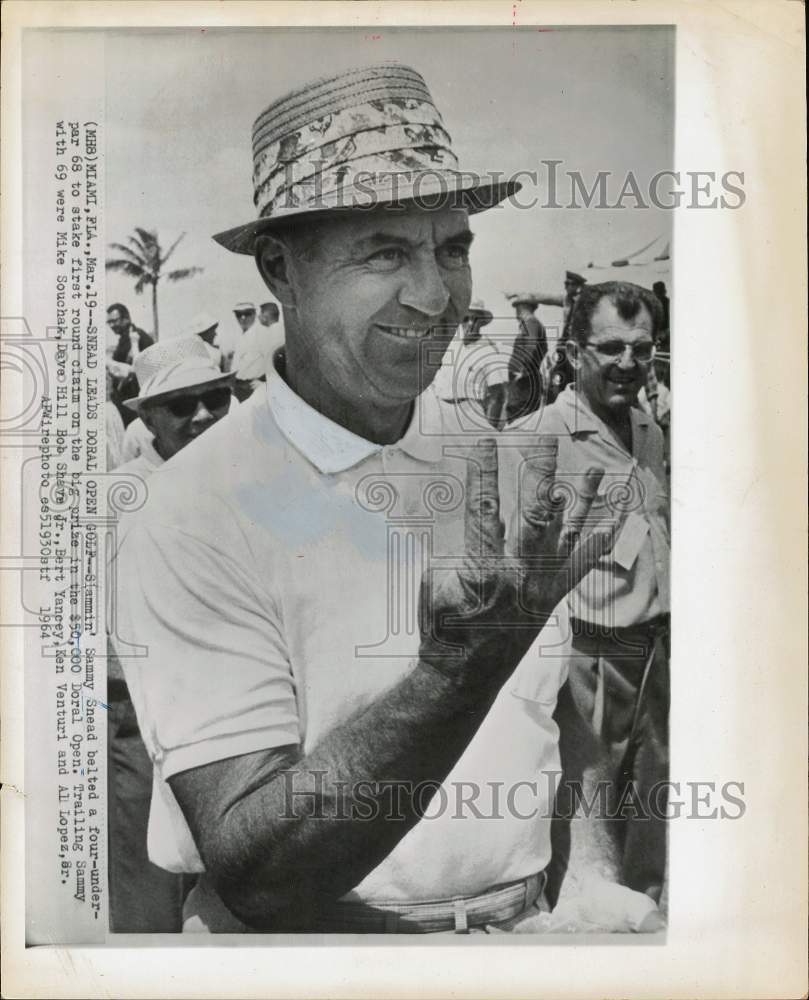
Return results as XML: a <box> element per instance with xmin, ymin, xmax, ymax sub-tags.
<box><xmin>163</xmin><ymin>387</ymin><xmax>232</xmax><ymax>418</ymax></box>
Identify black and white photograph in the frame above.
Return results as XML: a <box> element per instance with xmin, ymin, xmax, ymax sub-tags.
<box><xmin>2</xmin><ymin>2</ymin><xmax>806</xmax><ymax>998</ymax></box>
<box><xmin>64</xmin><ymin>22</ymin><xmax>676</xmax><ymax>937</ymax></box>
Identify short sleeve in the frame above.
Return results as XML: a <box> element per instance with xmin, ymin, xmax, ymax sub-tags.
<box><xmin>114</xmin><ymin>515</ymin><xmax>299</xmax><ymax>779</ymax></box>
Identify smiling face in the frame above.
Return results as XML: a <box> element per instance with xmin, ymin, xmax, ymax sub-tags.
<box><xmin>573</xmin><ymin>297</ymin><xmax>654</xmax><ymax>417</ymax></box>
<box><xmin>270</xmin><ymin>205</ymin><xmax>473</xmax><ymax>428</ymax></box>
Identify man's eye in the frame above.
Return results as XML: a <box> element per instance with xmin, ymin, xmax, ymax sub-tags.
<box><xmin>437</xmin><ymin>245</ymin><xmax>470</xmax><ymax>269</ymax></box>
<box><xmin>367</xmin><ymin>247</ymin><xmax>406</xmax><ymax>270</ymax></box>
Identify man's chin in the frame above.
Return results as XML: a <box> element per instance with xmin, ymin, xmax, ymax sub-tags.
<box><xmin>605</xmin><ymin>390</ymin><xmax>638</xmax><ymax>411</ymax></box>
<box><xmin>373</xmin><ymin>363</ymin><xmax>442</xmax><ymax>401</ymax></box>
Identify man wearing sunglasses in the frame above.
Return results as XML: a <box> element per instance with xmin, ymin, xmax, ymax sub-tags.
<box><xmin>108</xmin><ymin>336</ymin><xmax>234</xmax><ymax>932</ymax></box>
<box><xmin>117</xmin><ymin>337</ymin><xmax>234</xmax><ymax>479</ymax></box>
<box><xmin>535</xmin><ymin>281</ymin><xmax>671</xmax><ymax>906</ymax></box>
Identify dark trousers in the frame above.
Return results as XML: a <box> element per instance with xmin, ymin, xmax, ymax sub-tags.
<box><xmin>552</xmin><ymin>617</ymin><xmax>670</xmax><ymax>903</ymax></box>
<box><xmin>108</xmin><ymin>692</ymin><xmax>190</xmax><ymax>931</ymax></box>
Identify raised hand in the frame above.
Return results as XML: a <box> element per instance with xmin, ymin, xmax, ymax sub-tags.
<box><xmin>418</xmin><ymin>438</ymin><xmax>612</xmax><ymax>692</ymax></box>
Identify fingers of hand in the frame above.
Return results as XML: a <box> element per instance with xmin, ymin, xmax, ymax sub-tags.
<box><xmin>463</xmin><ymin>437</ymin><xmax>504</xmax><ymax>561</ymax></box>
<box><xmin>558</xmin><ymin>466</ymin><xmax>606</xmax><ymax>554</ymax></box>
<box><xmin>511</xmin><ymin>439</ymin><xmax>559</xmax><ymax>558</ymax></box>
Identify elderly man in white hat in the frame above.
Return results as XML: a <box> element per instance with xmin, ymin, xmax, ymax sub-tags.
<box><xmin>115</xmin><ymin>337</ymin><xmax>234</xmax><ymax>479</ymax></box>
<box><xmin>114</xmin><ymin>63</ymin><xmax>659</xmax><ymax>935</ymax></box>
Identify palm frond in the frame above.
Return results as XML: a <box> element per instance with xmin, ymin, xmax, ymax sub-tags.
<box><xmin>134</xmin><ymin>228</ymin><xmax>161</xmax><ymax>271</ymax></box>
<box><xmin>126</xmin><ymin>232</ymin><xmax>148</xmax><ymax>257</ymax></box>
<box><xmin>134</xmin><ymin>227</ymin><xmax>158</xmax><ymax>250</ymax></box>
<box><xmin>160</xmin><ymin>232</ymin><xmax>186</xmax><ymax>267</ymax></box>
<box><xmin>105</xmin><ymin>259</ymin><xmax>146</xmax><ymax>278</ymax></box>
<box><xmin>166</xmin><ymin>266</ymin><xmax>204</xmax><ymax>282</ymax></box>
<box><xmin>108</xmin><ymin>242</ymin><xmax>147</xmax><ymax>266</ymax></box>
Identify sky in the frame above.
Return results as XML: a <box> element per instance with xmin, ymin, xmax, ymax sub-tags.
<box><xmin>103</xmin><ymin>26</ymin><xmax>673</xmax><ymax>343</ymax></box>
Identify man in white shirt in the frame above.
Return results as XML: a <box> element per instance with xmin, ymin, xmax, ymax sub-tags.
<box><xmin>532</xmin><ymin>282</ymin><xmax>670</xmax><ymax>902</ymax></box>
<box><xmin>114</xmin><ymin>63</ymin><xmax>657</xmax><ymax>935</ymax></box>
<box><xmin>220</xmin><ymin>301</ymin><xmax>257</xmax><ymax>372</ymax></box>
<box><xmin>231</xmin><ymin>303</ymin><xmax>284</xmax><ymax>389</ymax></box>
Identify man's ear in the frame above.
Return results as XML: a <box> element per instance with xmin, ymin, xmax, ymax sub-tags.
<box><xmin>565</xmin><ymin>340</ymin><xmax>582</xmax><ymax>369</ymax></box>
<box><xmin>255</xmin><ymin>235</ymin><xmax>297</xmax><ymax>310</ymax></box>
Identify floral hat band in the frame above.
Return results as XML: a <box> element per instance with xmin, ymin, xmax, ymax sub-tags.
<box><xmin>213</xmin><ymin>62</ymin><xmax>520</xmax><ymax>255</ymax></box>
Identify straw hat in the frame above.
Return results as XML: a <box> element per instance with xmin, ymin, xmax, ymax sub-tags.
<box><xmin>123</xmin><ymin>337</ymin><xmax>232</xmax><ymax>411</ymax></box>
<box><xmin>213</xmin><ymin>62</ymin><xmax>520</xmax><ymax>255</ymax></box>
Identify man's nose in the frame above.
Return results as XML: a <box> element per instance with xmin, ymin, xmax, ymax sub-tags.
<box><xmin>398</xmin><ymin>256</ymin><xmax>451</xmax><ymax>317</ymax></box>
<box><xmin>190</xmin><ymin>401</ymin><xmax>215</xmax><ymax>424</ymax></box>
<box><xmin>616</xmin><ymin>346</ymin><xmax>638</xmax><ymax>369</ymax></box>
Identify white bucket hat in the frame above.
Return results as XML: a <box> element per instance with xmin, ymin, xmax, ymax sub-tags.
<box><xmin>213</xmin><ymin>62</ymin><xmax>520</xmax><ymax>255</ymax></box>
<box><xmin>123</xmin><ymin>337</ymin><xmax>232</xmax><ymax>411</ymax></box>
<box><xmin>185</xmin><ymin>312</ymin><xmax>220</xmax><ymax>337</ymax></box>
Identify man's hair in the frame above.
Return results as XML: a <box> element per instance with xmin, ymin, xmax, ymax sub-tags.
<box><xmin>107</xmin><ymin>302</ymin><xmax>130</xmax><ymax>320</ymax></box>
<box><xmin>567</xmin><ymin>281</ymin><xmax>664</xmax><ymax>345</ymax></box>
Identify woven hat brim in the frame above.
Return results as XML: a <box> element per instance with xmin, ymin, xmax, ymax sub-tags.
<box><xmin>213</xmin><ymin>177</ymin><xmax>521</xmax><ymax>256</ymax></box>
<box><xmin>123</xmin><ymin>371</ymin><xmax>234</xmax><ymax>411</ymax></box>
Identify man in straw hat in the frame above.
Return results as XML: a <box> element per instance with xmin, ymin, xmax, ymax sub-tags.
<box><xmin>115</xmin><ymin>63</ymin><xmax>659</xmax><ymax>934</ymax></box>
<box><xmin>109</xmin><ymin>336</ymin><xmax>234</xmax><ymax>932</ymax></box>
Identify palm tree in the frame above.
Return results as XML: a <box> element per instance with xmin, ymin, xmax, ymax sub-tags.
<box><xmin>105</xmin><ymin>228</ymin><xmax>203</xmax><ymax>339</ymax></box>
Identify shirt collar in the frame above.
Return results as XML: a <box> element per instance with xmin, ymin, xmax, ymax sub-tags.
<box><xmin>555</xmin><ymin>384</ymin><xmax>652</xmax><ymax>437</ymax></box>
<box><xmin>266</xmin><ymin>351</ymin><xmax>444</xmax><ymax>474</ymax></box>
